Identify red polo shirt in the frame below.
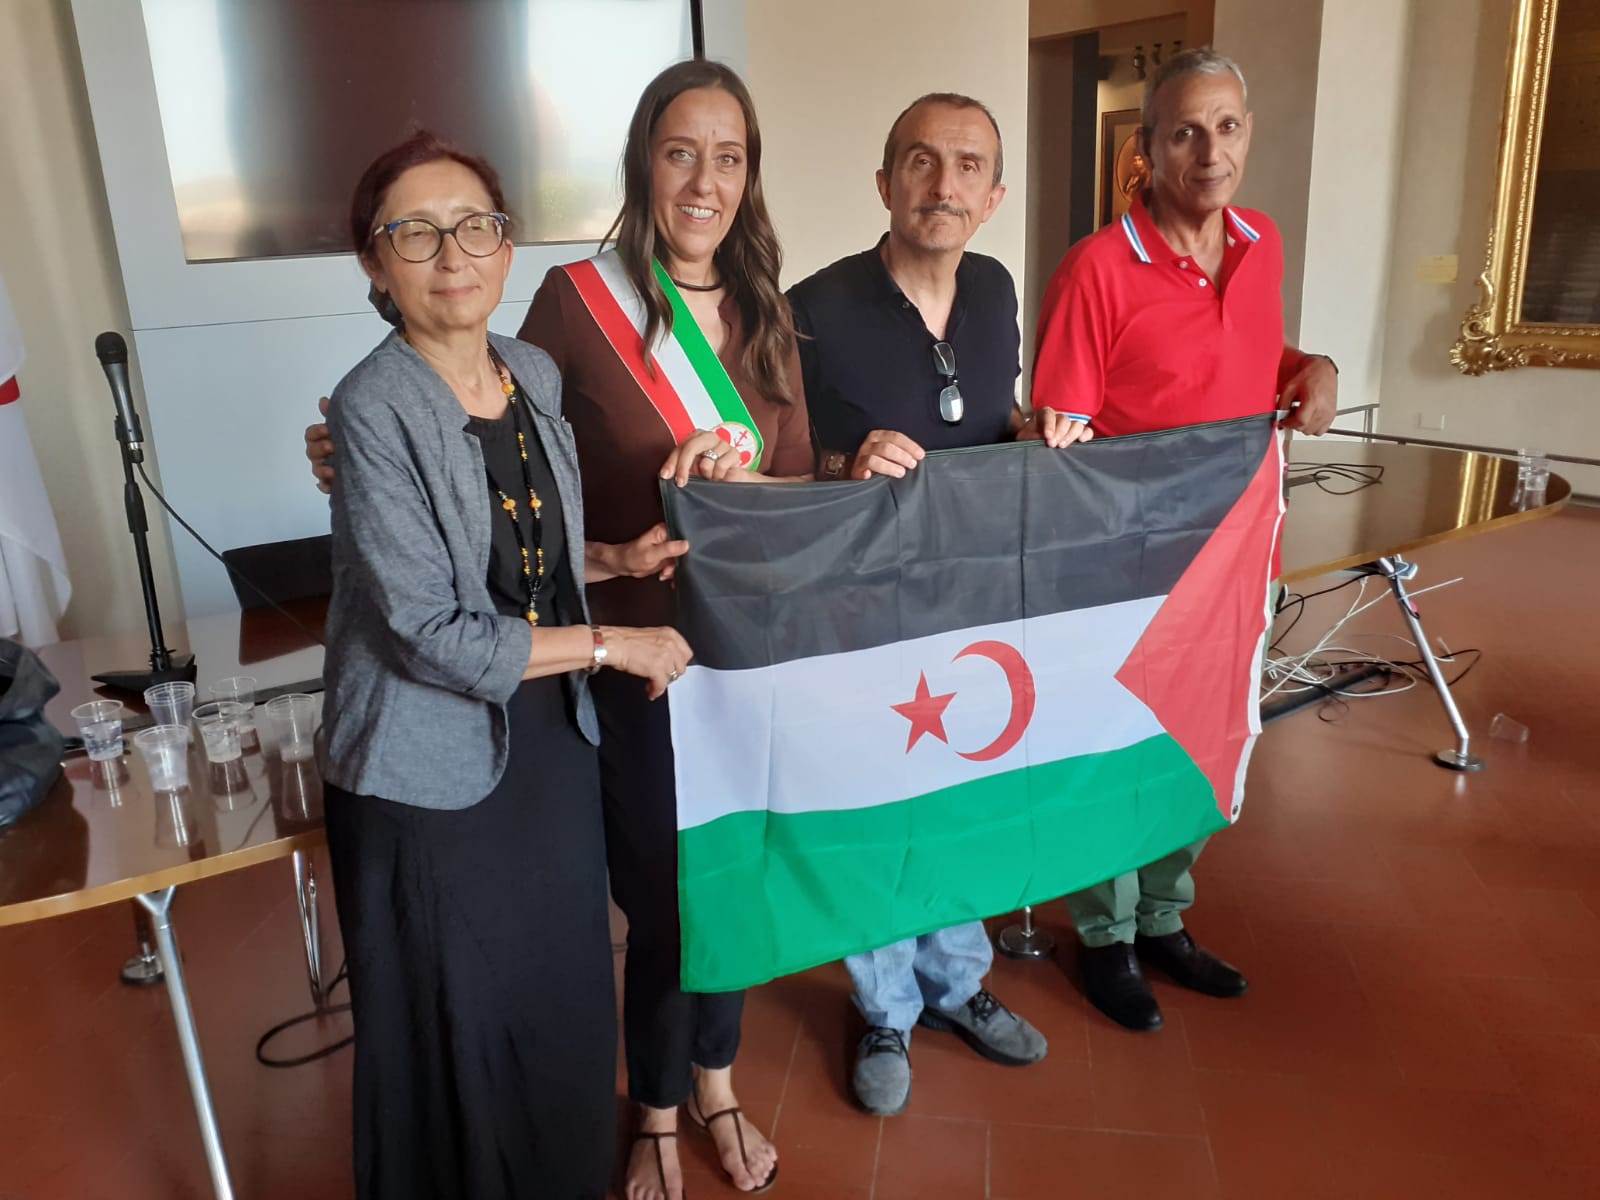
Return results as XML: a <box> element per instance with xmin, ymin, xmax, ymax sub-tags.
<box><xmin>1032</xmin><ymin>193</ymin><xmax>1308</xmax><ymax>437</ymax></box>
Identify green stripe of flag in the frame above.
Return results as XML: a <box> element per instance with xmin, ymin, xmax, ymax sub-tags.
<box><xmin>651</xmin><ymin>258</ymin><xmax>765</xmax><ymax>465</ymax></box>
<box><xmin>676</xmin><ymin>732</ymin><xmax>1225</xmax><ymax>992</ymax></box>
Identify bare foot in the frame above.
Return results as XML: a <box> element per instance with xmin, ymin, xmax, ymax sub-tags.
<box><xmin>625</xmin><ymin>1105</ymin><xmax>683</xmax><ymax>1200</ymax></box>
<box><xmin>692</xmin><ymin>1065</ymin><xmax>778</xmax><ymax>1192</ymax></box>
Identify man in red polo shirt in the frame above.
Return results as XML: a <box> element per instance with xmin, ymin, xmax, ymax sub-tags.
<box><xmin>1027</xmin><ymin>47</ymin><xmax>1337</xmax><ymax>1033</ymax></box>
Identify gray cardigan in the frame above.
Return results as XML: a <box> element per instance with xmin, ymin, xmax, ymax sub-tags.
<box><xmin>318</xmin><ymin>330</ymin><xmax>600</xmax><ymax>808</ymax></box>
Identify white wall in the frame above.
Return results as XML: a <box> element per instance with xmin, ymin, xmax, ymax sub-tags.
<box><xmin>1299</xmin><ymin>0</ymin><xmax>1412</xmax><ymax>414</ymax></box>
<box><xmin>1211</xmin><ymin>0</ymin><xmax>1326</xmax><ymax>343</ymax></box>
<box><xmin>746</xmin><ymin>0</ymin><xmax>1030</xmax><ymax>292</ymax></box>
<box><xmin>1376</xmin><ymin>0</ymin><xmax>1600</xmax><ymax>495</ymax></box>
<box><xmin>0</xmin><ymin>1</ymin><xmax>183</xmax><ymax>640</ymax></box>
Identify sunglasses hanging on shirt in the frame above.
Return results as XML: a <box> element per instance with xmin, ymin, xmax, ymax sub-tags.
<box><xmin>932</xmin><ymin>341</ymin><xmax>964</xmax><ymax>425</ymax></box>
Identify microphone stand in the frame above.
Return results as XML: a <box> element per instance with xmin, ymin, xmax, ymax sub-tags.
<box><xmin>91</xmin><ymin>403</ymin><xmax>196</xmax><ymax>694</ymax></box>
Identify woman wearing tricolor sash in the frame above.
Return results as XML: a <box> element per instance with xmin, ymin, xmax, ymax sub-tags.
<box><xmin>307</xmin><ymin>60</ymin><xmax>811</xmax><ymax>1199</ymax></box>
<box><xmin>518</xmin><ymin>61</ymin><xmax>813</xmax><ymax>1199</ymax></box>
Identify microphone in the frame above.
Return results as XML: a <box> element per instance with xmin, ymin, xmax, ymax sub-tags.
<box><xmin>95</xmin><ymin>331</ymin><xmax>145</xmax><ymax>460</ymax></box>
<box><xmin>88</xmin><ymin>329</ymin><xmax>195</xmax><ymax>692</ymax></box>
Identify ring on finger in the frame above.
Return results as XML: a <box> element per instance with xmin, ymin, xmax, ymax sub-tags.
<box><xmin>667</xmin><ymin>668</ymin><xmax>681</xmax><ymax>683</ymax></box>
<box><xmin>699</xmin><ymin>449</ymin><xmax>722</xmax><ymax>462</ymax></box>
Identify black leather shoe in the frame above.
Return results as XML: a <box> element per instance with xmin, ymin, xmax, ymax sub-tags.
<box><xmin>1137</xmin><ymin>930</ymin><xmax>1249</xmax><ymax>998</ymax></box>
<box><xmin>1078</xmin><ymin>942</ymin><xmax>1163</xmax><ymax>1032</ymax></box>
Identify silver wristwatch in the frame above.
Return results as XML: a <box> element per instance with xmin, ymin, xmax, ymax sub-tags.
<box><xmin>587</xmin><ymin>625</ymin><xmax>608</xmax><ymax>675</ymax></box>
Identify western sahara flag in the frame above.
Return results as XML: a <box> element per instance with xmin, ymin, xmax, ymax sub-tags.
<box><xmin>662</xmin><ymin>416</ymin><xmax>1283</xmax><ymax>992</ymax></box>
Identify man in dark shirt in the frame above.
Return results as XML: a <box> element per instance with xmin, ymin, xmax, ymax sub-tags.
<box><xmin>786</xmin><ymin>93</ymin><xmax>1065</xmax><ymax>1119</ymax></box>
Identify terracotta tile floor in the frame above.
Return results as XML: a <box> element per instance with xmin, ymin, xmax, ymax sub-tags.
<box><xmin>2</xmin><ymin>508</ymin><xmax>1598</xmax><ymax>1198</ymax></box>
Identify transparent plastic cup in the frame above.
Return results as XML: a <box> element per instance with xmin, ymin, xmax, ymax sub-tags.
<box><xmin>266</xmin><ymin>693</ymin><xmax>318</xmax><ymax>762</ymax></box>
<box><xmin>208</xmin><ymin>676</ymin><xmax>258</xmax><ymax>728</ymax></box>
<box><xmin>192</xmin><ymin>700</ymin><xmax>247</xmax><ymax>764</ymax></box>
<box><xmin>133</xmin><ymin>724</ymin><xmax>191</xmax><ymax>791</ymax></box>
<box><xmin>1521</xmin><ymin>453</ymin><xmax>1550</xmax><ymax>507</ymax></box>
<box><xmin>144</xmin><ymin>681</ymin><xmax>196</xmax><ymax>730</ymax></box>
<box><xmin>71</xmin><ymin>699</ymin><xmax>126</xmax><ymax>761</ymax></box>
<box><xmin>1489</xmin><ymin>712</ymin><xmax>1530</xmax><ymax>744</ymax></box>
<box><xmin>210</xmin><ymin>758</ymin><xmax>252</xmax><ymax>810</ymax></box>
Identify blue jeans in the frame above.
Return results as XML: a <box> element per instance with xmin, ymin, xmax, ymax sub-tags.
<box><xmin>845</xmin><ymin>921</ymin><xmax>994</xmax><ymax>1039</ymax></box>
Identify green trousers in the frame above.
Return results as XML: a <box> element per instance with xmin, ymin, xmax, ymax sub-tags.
<box><xmin>1065</xmin><ymin>837</ymin><xmax>1209</xmax><ymax>948</ymax></box>
<box><xmin>1066</xmin><ymin>576</ymin><xmax>1274</xmax><ymax>946</ymax></box>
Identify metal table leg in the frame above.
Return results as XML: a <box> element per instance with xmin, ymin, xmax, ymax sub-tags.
<box><xmin>291</xmin><ymin>848</ymin><xmax>327</xmax><ymax>1010</ymax></box>
<box><xmin>1375</xmin><ymin>555</ymin><xmax>1485</xmax><ymax>772</ymax></box>
<box><xmin>997</xmin><ymin>905</ymin><xmax>1056</xmax><ymax>960</ymax></box>
<box><xmin>120</xmin><ymin>901</ymin><xmax>164</xmax><ymax>986</ymax></box>
<box><xmin>135</xmin><ymin>887</ymin><xmax>235</xmax><ymax>1200</ymax></box>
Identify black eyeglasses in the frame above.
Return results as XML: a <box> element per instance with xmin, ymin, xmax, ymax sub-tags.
<box><xmin>933</xmin><ymin>341</ymin><xmax>963</xmax><ymax>424</ymax></box>
<box><xmin>371</xmin><ymin>212</ymin><xmax>510</xmax><ymax>263</ymax></box>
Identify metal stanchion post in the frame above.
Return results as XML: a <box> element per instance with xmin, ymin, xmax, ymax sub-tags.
<box><xmin>997</xmin><ymin>905</ymin><xmax>1056</xmax><ymax>960</ymax></box>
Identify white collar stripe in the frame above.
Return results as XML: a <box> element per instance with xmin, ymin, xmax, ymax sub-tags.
<box><xmin>1227</xmin><ymin>209</ymin><xmax>1261</xmax><ymax>242</ymax></box>
<box><xmin>1120</xmin><ymin>213</ymin><xmax>1153</xmax><ymax>264</ymax></box>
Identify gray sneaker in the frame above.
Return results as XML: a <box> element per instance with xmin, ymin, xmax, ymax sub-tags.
<box><xmin>917</xmin><ymin>987</ymin><xmax>1048</xmax><ymax>1066</ymax></box>
<box><xmin>852</xmin><ymin>1026</ymin><xmax>912</xmax><ymax>1116</ymax></box>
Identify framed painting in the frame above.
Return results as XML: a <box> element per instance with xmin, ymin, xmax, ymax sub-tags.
<box><xmin>1453</xmin><ymin>0</ymin><xmax>1600</xmax><ymax>374</ymax></box>
<box><xmin>1099</xmin><ymin>108</ymin><xmax>1149</xmax><ymax>228</ymax></box>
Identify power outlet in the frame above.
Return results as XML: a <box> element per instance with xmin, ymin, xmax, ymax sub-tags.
<box><xmin>1416</xmin><ymin>413</ymin><xmax>1446</xmax><ymax>431</ymax></box>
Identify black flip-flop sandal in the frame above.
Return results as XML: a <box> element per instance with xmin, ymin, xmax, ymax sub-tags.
<box><xmin>631</xmin><ymin>1131</ymin><xmax>685</xmax><ymax>1199</ymax></box>
<box><xmin>687</xmin><ymin>1091</ymin><xmax>778</xmax><ymax>1195</ymax></box>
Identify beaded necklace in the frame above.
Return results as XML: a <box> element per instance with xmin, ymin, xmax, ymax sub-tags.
<box><xmin>487</xmin><ymin>348</ymin><xmax>546</xmax><ymax>626</ymax></box>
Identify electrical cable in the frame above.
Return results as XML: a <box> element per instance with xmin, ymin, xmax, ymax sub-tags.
<box><xmin>1262</xmin><ymin>575</ymin><xmax>1470</xmax><ymax>703</ymax></box>
<box><xmin>254</xmin><ymin>959</ymin><xmax>354</xmax><ymax>1068</ymax></box>
<box><xmin>135</xmin><ymin>461</ymin><xmax>326</xmax><ymax>647</ymax></box>
<box><xmin>1285</xmin><ymin>460</ymin><xmax>1385</xmax><ymax>495</ymax></box>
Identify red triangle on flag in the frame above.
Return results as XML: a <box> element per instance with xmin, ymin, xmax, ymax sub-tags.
<box><xmin>1114</xmin><ymin>437</ymin><xmax>1283</xmax><ymax>821</ymax></box>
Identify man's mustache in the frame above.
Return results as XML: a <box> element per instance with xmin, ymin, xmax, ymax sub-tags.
<box><xmin>915</xmin><ymin>203</ymin><xmax>967</xmax><ymax>217</ymax></box>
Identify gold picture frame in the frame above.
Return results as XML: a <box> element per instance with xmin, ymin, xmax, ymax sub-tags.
<box><xmin>1452</xmin><ymin>0</ymin><xmax>1600</xmax><ymax>375</ymax></box>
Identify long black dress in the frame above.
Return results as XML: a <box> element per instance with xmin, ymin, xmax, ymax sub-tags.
<box><xmin>323</xmin><ymin>398</ymin><xmax>614</xmax><ymax>1199</ymax></box>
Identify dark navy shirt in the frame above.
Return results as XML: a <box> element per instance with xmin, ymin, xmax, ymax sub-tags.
<box><xmin>786</xmin><ymin>235</ymin><xmax>1021</xmax><ymax>455</ymax></box>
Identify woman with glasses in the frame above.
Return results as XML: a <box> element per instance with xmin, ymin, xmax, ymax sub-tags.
<box><xmin>318</xmin><ymin>130</ymin><xmax>692</xmax><ymax>1200</ymax></box>
<box><xmin>517</xmin><ymin>60</ymin><xmax>812</xmax><ymax>1200</ymax></box>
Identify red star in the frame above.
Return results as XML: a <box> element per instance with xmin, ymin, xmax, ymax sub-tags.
<box><xmin>891</xmin><ymin>671</ymin><xmax>958</xmax><ymax>753</ymax></box>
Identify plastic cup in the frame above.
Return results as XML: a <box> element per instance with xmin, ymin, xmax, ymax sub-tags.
<box><xmin>144</xmin><ymin>681</ymin><xmax>196</xmax><ymax>730</ymax></box>
<box><xmin>71</xmin><ymin>699</ymin><xmax>126</xmax><ymax>762</ymax></box>
<box><xmin>278</xmin><ymin>757</ymin><xmax>323</xmax><ymax>824</ymax></box>
<box><xmin>208</xmin><ymin>676</ymin><xmax>258</xmax><ymax>728</ymax></box>
<box><xmin>266</xmin><ymin>693</ymin><xmax>318</xmax><ymax>762</ymax></box>
<box><xmin>210</xmin><ymin>758</ymin><xmax>253</xmax><ymax>810</ymax></box>
<box><xmin>192</xmin><ymin>701</ymin><xmax>247</xmax><ymax>764</ymax></box>
<box><xmin>1489</xmin><ymin>712</ymin><xmax>1530</xmax><ymax>744</ymax></box>
<box><xmin>1520</xmin><ymin>451</ymin><xmax>1550</xmax><ymax>507</ymax></box>
<box><xmin>133</xmin><ymin>724</ymin><xmax>191</xmax><ymax>791</ymax></box>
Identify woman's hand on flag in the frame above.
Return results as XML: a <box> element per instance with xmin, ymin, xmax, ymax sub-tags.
<box><xmin>661</xmin><ymin>429</ymin><xmax>752</xmax><ymax>486</ymax></box>
<box><xmin>588</xmin><ymin>523</ymin><xmax>690</xmax><ymax>584</ymax></box>
<box><xmin>600</xmin><ymin>624</ymin><xmax>694</xmax><ymax>700</ymax></box>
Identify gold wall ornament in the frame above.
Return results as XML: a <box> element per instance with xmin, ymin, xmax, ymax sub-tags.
<box><xmin>1453</xmin><ymin>0</ymin><xmax>1600</xmax><ymax>375</ymax></box>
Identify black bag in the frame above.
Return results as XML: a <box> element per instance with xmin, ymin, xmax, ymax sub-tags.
<box><xmin>0</xmin><ymin>638</ymin><xmax>65</xmax><ymax>829</ymax></box>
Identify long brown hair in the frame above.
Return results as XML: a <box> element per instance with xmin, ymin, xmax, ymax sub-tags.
<box><xmin>603</xmin><ymin>60</ymin><xmax>794</xmax><ymax>403</ymax></box>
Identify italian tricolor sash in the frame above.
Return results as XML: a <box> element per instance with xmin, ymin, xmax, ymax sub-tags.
<box><xmin>560</xmin><ymin>249</ymin><xmax>764</xmax><ymax>469</ymax></box>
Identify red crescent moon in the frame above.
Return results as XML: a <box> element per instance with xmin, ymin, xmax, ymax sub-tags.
<box><xmin>953</xmin><ymin>640</ymin><xmax>1036</xmax><ymax>762</ymax></box>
